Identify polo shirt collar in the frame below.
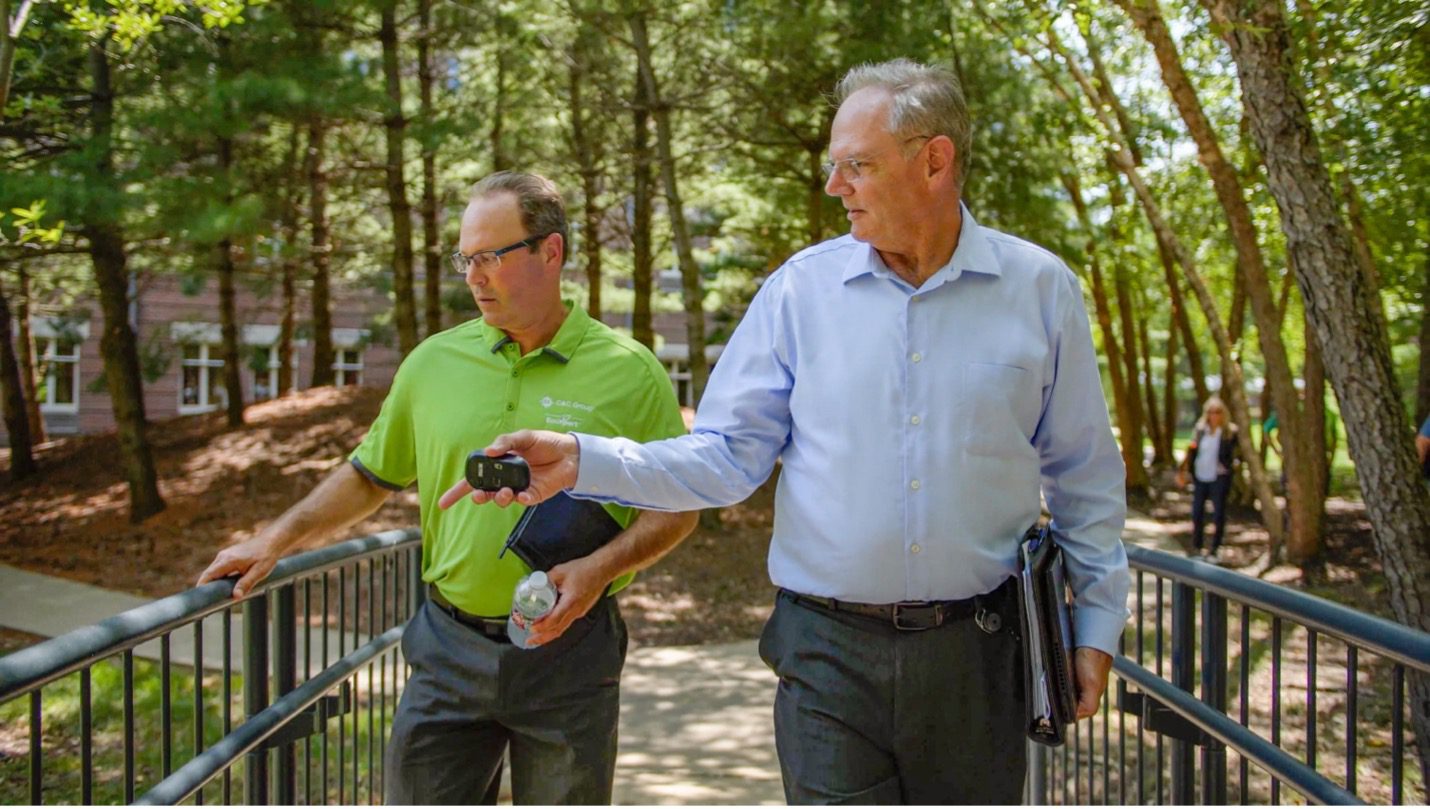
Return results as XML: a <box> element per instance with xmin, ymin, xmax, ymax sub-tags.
<box><xmin>841</xmin><ymin>202</ymin><xmax>1003</xmax><ymax>286</ymax></box>
<box><xmin>479</xmin><ymin>300</ymin><xmax>589</xmax><ymax>363</ymax></box>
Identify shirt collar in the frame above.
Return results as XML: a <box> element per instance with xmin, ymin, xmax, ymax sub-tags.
<box><xmin>479</xmin><ymin>300</ymin><xmax>588</xmax><ymax>363</ymax></box>
<box><xmin>841</xmin><ymin>202</ymin><xmax>1003</xmax><ymax>286</ymax></box>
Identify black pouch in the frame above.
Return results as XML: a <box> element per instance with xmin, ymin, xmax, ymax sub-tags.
<box><xmin>1017</xmin><ymin>523</ymin><xmax>1078</xmax><ymax>746</ymax></box>
<box><xmin>498</xmin><ymin>491</ymin><xmax>624</xmax><ymax>571</ymax></box>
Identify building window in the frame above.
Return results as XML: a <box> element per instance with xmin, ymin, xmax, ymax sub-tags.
<box><xmin>251</xmin><ymin>345</ymin><xmax>299</xmax><ymax>401</ymax></box>
<box><xmin>334</xmin><ymin>349</ymin><xmax>363</xmax><ymax>386</ymax></box>
<box><xmin>664</xmin><ymin>359</ymin><xmax>692</xmax><ymax>408</ymax></box>
<box><xmin>180</xmin><ymin>343</ymin><xmax>226</xmax><ymax>412</ymax></box>
<box><xmin>38</xmin><ymin>338</ymin><xmax>80</xmax><ymax>412</ymax></box>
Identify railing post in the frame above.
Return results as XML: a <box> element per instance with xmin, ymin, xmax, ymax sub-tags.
<box><xmin>1200</xmin><ymin>592</ymin><xmax>1228</xmax><ymax>804</ymax></box>
<box><xmin>1026</xmin><ymin>740</ymin><xmax>1048</xmax><ymax>804</ymax></box>
<box><xmin>1170</xmin><ymin>582</ymin><xmax>1196</xmax><ymax>804</ymax></box>
<box><xmin>273</xmin><ymin>583</ymin><xmax>298</xmax><ymax>804</ymax></box>
<box><xmin>243</xmin><ymin>594</ymin><xmax>270</xmax><ymax>806</ymax></box>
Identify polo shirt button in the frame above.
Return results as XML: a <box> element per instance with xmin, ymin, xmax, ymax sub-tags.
<box><xmin>511</xmin><ymin>369</ymin><xmax>519</xmax><ymax>378</ymax></box>
<box><xmin>506</xmin><ymin>403</ymin><xmax>515</xmax><ymax>411</ymax></box>
<box><xmin>910</xmin><ymin>479</ymin><xmax>921</xmax><ymax>491</ymax></box>
<box><xmin>911</xmin><ymin>544</ymin><xmax>922</xmax><ymax>554</ymax></box>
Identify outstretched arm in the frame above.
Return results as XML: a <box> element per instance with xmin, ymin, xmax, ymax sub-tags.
<box><xmin>437</xmin><ymin>430</ymin><xmax>580</xmax><ymax>509</ymax></box>
<box><xmin>197</xmin><ymin>462</ymin><xmax>391</xmax><ymax>597</ymax></box>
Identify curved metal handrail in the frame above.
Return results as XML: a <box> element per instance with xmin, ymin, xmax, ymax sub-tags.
<box><xmin>134</xmin><ymin>625</ymin><xmax>406</xmax><ymax>806</ymax></box>
<box><xmin>1125</xmin><ymin>545</ymin><xmax>1430</xmax><ymax>671</ymax></box>
<box><xmin>0</xmin><ymin>529</ymin><xmax>421</xmax><ymax>701</ymax></box>
<box><xmin>1114</xmin><ymin>657</ymin><xmax>1364</xmax><ymax>805</ymax></box>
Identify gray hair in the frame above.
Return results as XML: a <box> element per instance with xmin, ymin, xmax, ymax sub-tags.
<box><xmin>834</xmin><ymin>58</ymin><xmax>972</xmax><ymax>185</ymax></box>
<box><xmin>468</xmin><ymin>171</ymin><xmax>569</xmax><ymax>260</ymax></box>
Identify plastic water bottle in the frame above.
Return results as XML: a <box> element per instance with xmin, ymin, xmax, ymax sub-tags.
<box><xmin>507</xmin><ymin>571</ymin><xmax>559</xmax><ymax>650</ymax></box>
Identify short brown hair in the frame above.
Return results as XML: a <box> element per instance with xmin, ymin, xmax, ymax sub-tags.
<box><xmin>468</xmin><ymin>171</ymin><xmax>569</xmax><ymax>261</ymax></box>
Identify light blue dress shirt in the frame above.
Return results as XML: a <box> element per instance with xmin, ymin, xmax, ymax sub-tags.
<box><xmin>573</xmin><ymin>205</ymin><xmax>1130</xmax><ymax>655</ymax></box>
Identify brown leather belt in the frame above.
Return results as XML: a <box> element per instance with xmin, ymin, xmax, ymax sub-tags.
<box><xmin>427</xmin><ymin>585</ymin><xmax>510</xmax><ymax>643</ymax></box>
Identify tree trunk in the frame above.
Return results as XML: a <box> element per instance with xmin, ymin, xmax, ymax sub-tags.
<box><xmin>216</xmin><ymin>238</ymin><xmax>244</xmax><ymax>427</ymax></box>
<box><xmin>417</xmin><ymin>0</ymin><xmax>442</xmax><ymax>338</ymax></box>
<box><xmin>1041</xmin><ymin>18</ymin><xmax>1283</xmax><ymax>546</ymax></box>
<box><xmin>0</xmin><ymin>277</ymin><xmax>36</xmax><ymax>479</ymax></box>
<box><xmin>277</xmin><ymin>126</ymin><xmax>302</xmax><ymax>397</ymax></box>
<box><xmin>1119</xmin><ymin>0</ymin><xmax>1317</xmax><ymax>559</ymax></box>
<box><xmin>1162</xmin><ymin>299</ymin><xmax>1180</xmax><ymax>459</ymax></box>
<box><xmin>630</xmin><ymin>11</ymin><xmax>707</xmax><ymax>405</ymax></box>
<box><xmin>87</xmin><ymin>39</ymin><xmax>164</xmax><ymax>522</ymax></box>
<box><xmin>16</xmin><ymin>264</ymin><xmax>45</xmax><ymax>443</ymax></box>
<box><xmin>1155</xmin><ymin>229</ymin><xmax>1208</xmax><ymax>407</ymax></box>
<box><xmin>630</xmin><ymin>60</ymin><xmax>654</xmax><ymax>350</ymax></box>
<box><xmin>1114</xmin><ymin>260</ymin><xmax>1150</xmax><ymax>494</ymax></box>
<box><xmin>1138</xmin><ymin>306</ymin><xmax>1166</xmax><ymax>467</ymax></box>
<box><xmin>306</xmin><ymin>118</ymin><xmax>335</xmax><ymax>387</ymax></box>
<box><xmin>806</xmin><ymin>146</ymin><xmax>826</xmax><ymax>245</ymax></box>
<box><xmin>489</xmin><ymin>16</ymin><xmax>508</xmax><ymax>173</ymax></box>
<box><xmin>380</xmin><ymin>1</ymin><xmax>419</xmax><ymax>356</ymax></box>
<box><xmin>568</xmin><ymin>31</ymin><xmax>603</xmax><ymax>320</ymax></box>
<box><xmin>1204</xmin><ymin>0</ymin><xmax>1430</xmax><ymax>780</ymax></box>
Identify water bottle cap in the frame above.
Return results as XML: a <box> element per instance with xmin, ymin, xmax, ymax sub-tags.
<box><xmin>529</xmin><ymin>571</ymin><xmax>549</xmax><ymax>588</ymax></box>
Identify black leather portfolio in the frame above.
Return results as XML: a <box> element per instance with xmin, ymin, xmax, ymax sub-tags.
<box><xmin>498</xmin><ymin>491</ymin><xmax>624</xmax><ymax>572</ymax></box>
<box><xmin>1017</xmin><ymin>523</ymin><xmax>1079</xmax><ymax>747</ymax></box>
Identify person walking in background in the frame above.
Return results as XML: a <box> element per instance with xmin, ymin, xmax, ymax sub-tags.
<box><xmin>1177</xmin><ymin>396</ymin><xmax>1238</xmax><ymax>561</ymax></box>
<box><xmin>197</xmin><ymin>172</ymin><xmax>697</xmax><ymax>805</ymax></box>
<box><xmin>441</xmin><ymin>59</ymin><xmax>1129</xmax><ymax>805</ymax></box>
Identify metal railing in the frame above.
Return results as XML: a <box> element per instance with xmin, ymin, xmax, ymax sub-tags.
<box><xmin>1031</xmin><ymin>545</ymin><xmax>1430</xmax><ymax>805</ymax></box>
<box><xmin>0</xmin><ymin>529</ymin><xmax>422</xmax><ymax>805</ymax></box>
<box><xmin>4</xmin><ymin>532</ymin><xmax>1427</xmax><ymax>805</ymax></box>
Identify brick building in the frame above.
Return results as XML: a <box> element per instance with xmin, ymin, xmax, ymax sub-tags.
<box><xmin>5</xmin><ymin>269</ymin><xmax>724</xmax><ymax>444</ymax></box>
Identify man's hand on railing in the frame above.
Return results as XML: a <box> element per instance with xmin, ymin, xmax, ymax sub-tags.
<box><xmin>1074</xmin><ymin>646</ymin><xmax>1114</xmax><ymax>719</ymax></box>
<box><xmin>197</xmin><ymin>537</ymin><xmax>281</xmax><ymax>599</ymax></box>
<box><xmin>438</xmin><ymin>429</ymin><xmax>581</xmax><ymax>510</ymax></box>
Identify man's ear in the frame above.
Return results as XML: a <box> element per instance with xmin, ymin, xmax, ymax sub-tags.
<box><xmin>543</xmin><ymin>233</ymin><xmax>565</xmax><ymax>269</ymax></box>
<box><xmin>925</xmin><ymin>136</ymin><xmax>956</xmax><ymax>183</ymax></box>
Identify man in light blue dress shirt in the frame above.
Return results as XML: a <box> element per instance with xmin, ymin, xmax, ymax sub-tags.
<box><xmin>441</xmin><ymin>59</ymin><xmax>1129</xmax><ymax>804</ymax></box>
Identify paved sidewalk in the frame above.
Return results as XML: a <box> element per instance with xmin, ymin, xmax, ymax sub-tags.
<box><xmin>0</xmin><ymin>563</ymin><xmax>360</xmax><ymax>673</ymax></box>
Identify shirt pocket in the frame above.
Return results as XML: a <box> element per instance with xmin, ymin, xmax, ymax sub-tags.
<box><xmin>962</xmin><ymin>362</ymin><xmax>1032</xmax><ymax>458</ymax></box>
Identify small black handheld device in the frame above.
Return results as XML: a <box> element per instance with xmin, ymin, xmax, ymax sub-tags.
<box><xmin>464</xmin><ymin>452</ymin><xmax>530</xmax><ymax>492</ymax></box>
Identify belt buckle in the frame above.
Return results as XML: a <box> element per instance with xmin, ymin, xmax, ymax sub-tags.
<box><xmin>892</xmin><ymin>601</ymin><xmax>940</xmax><ymax>631</ymax></box>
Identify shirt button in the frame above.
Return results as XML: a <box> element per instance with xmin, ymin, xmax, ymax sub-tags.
<box><xmin>911</xmin><ymin>352</ymin><xmax>922</xmax><ymax>363</ymax></box>
<box><xmin>511</xmin><ymin>369</ymin><xmax>519</xmax><ymax>378</ymax></box>
<box><xmin>910</xmin><ymin>415</ymin><xmax>921</xmax><ymax>425</ymax></box>
<box><xmin>505</xmin><ymin>403</ymin><xmax>515</xmax><ymax>411</ymax></box>
<box><xmin>910</xmin><ymin>479</ymin><xmax>921</xmax><ymax>491</ymax></box>
<box><xmin>911</xmin><ymin>544</ymin><xmax>922</xmax><ymax>554</ymax></box>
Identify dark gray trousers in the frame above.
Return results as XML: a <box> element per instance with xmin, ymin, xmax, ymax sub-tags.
<box><xmin>758</xmin><ymin>589</ymin><xmax>1026</xmax><ymax>805</ymax></box>
<box><xmin>384</xmin><ymin>596</ymin><xmax>627</xmax><ymax>805</ymax></box>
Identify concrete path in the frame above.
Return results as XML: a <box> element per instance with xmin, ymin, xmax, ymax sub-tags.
<box><xmin>0</xmin><ymin>563</ymin><xmax>361</xmax><ymax>673</ymax></box>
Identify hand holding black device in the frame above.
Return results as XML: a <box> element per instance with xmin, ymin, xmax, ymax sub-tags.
<box><xmin>465</xmin><ymin>451</ymin><xmax>530</xmax><ymax>492</ymax></box>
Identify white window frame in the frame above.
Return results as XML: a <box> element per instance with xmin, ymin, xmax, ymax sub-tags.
<box><xmin>38</xmin><ymin>337</ymin><xmax>81</xmax><ymax>414</ymax></box>
<box><xmin>252</xmin><ymin>345</ymin><xmax>300</xmax><ymax>402</ymax></box>
<box><xmin>178</xmin><ymin>343</ymin><xmax>226</xmax><ymax>414</ymax></box>
<box><xmin>664</xmin><ymin>358</ymin><xmax>693</xmax><ymax>408</ymax></box>
<box><xmin>334</xmin><ymin>348</ymin><xmax>363</xmax><ymax>387</ymax></box>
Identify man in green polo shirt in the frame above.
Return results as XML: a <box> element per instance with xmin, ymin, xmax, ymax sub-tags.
<box><xmin>196</xmin><ymin>171</ymin><xmax>696</xmax><ymax>804</ymax></box>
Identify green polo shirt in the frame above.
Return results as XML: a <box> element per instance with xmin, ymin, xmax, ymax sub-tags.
<box><xmin>349</xmin><ymin>303</ymin><xmax>686</xmax><ymax>616</ymax></box>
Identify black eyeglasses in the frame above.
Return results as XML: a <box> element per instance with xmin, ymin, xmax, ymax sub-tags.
<box><xmin>449</xmin><ymin>234</ymin><xmax>547</xmax><ymax>276</ymax></box>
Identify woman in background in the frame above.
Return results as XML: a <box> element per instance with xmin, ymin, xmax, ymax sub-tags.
<box><xmin>1177</xmin><ymin>397</ymin><xmax>1238</xmax><ymax>561</ymax></box>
